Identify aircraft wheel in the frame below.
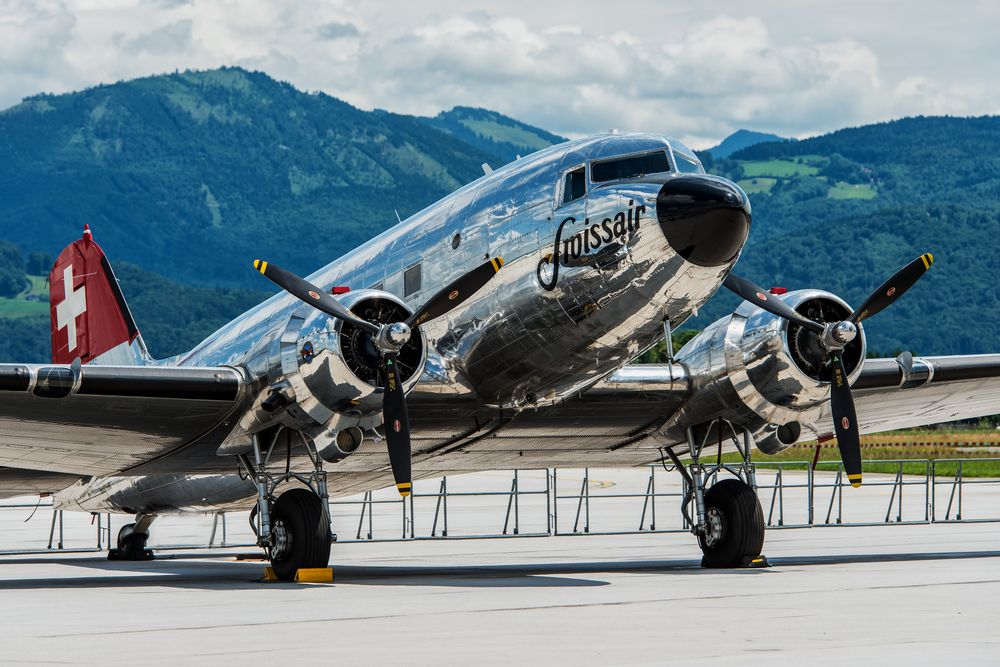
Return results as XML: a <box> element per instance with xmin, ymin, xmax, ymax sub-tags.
<box><xmin>698</xmin><ymin>478</ymin><xmax>765</xmax><ymax>568</ymax></box>
<box><xmin>268</xmin><ymin>488</ymin><xmax>332</xmax><ymax>581</ymax></box>
<box><xmin>108</xmin><ymin>523</ymin><xmax>153</xmax><ymax>561</ymax></box>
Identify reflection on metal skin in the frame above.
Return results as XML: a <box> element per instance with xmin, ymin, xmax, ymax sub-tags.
<box><xmin>64</xmin><ymin>134</ymin><xmax>754</xmax><ymax>514</ymax></box>
<box><xmin>656</xmin><ymin>289</ymin><xmax>866</xmax><ymax>450</ymax></box>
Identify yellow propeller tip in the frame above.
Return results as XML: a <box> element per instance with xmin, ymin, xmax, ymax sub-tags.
<box><xmin>396</xmin><ymin>483</ymin><xmax>412</xmax><ymax>498</ymax></box>
<box><xmin>926</xmin><ymin>252</ymin><xmax>934</xmax><ymax>265</ymax></box>
<box><xmin>253</xmin><ymin>259</ymin><xmax>260</xmax><ymax>269</ymax></box>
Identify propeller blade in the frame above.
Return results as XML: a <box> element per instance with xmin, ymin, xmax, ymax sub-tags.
<box><xmin>723</xmin><ymin>273</ymin><xmax>824</xmax><ymax>334</ymax></box>
<box><xmin>381</xmin><ymin>353</ymin><xmax>412</xmax><ymax>497</ymax></box>
<box><xmin>829</xmin><ymin>352</ymin><xmax>862</xmax><ymax>488</ymax></box>
<box><xmin>405</xmin><ymin>257</ymin><xmax>505</xmax><ymax>328</ymax></box>
<box><xmin>850</xmin><ymin>254</ymin><xmax>933</xmax><ymax>324</ymax></box>
<box><xmin>253</xmin><ymin>260</ymin><xmax>379</xmax><ymax>335</ymax></box>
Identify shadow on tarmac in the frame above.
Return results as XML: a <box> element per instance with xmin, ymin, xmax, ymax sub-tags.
<box><xmin>0</xmin><ymin>547</ymin><xmax>997</xmax><ymax>590</ymax></box>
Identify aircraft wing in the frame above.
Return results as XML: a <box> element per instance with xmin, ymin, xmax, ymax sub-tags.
<box><xmin>0</xmin><ymin>364</ymin><xmax>246</xmax><ymax>489</ymax></box>
<box><xmin>823</xmin><ymin>354</ymin><xmax>1000</xmax><ymax>435</ymax></box>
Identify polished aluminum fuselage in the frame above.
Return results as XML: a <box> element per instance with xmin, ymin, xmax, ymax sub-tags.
<box><xmin>58</xmin><ymin>134</ymin><xmax>740</xmax><ymax>514</ymax></box>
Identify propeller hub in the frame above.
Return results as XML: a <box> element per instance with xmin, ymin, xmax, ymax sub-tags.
<box><xmin>819</xmin><ymin>319</ymin><xmax>858</xmax><ymax>350</ymax></box>
<box><xmin>832</xmin><ymin>320</ymin><xmax>858</xmax><ymax>345</ymax></box>
<box><xmin>379</xmin><ymin>322</ymin><xmax>412</xmax><ymax>350</ymax></box>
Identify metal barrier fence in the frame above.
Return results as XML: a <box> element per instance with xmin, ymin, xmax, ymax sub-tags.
<box><xmin>1</xmin><ymin>458</ymin><xmax>998</xmax><ymax>555</ymax></box>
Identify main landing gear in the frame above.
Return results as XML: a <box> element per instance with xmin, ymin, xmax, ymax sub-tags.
<box><xmin>239</xmin><ymin>429</ymin><xmax>333</xmax><ymax>581</ymax></box>
<box><xmin>662</xmin><ymin>419</ymin><xmax>766</xmax><ymax>568</ymax></box>
<box><xmin>108</xmin><ymin>513</ymin><xmax>156</xmax><ymax>561</ymax></box>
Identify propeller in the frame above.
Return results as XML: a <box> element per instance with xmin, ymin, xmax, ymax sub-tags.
<box><xmin>724</xmin><ymin>253</ymin><xmax>934</xmax><ymax>487</ymax></box>
<box><xmin>254</xmin><ymin>256</ymin><xmax>505</xmax><ymax>496</ymax></box>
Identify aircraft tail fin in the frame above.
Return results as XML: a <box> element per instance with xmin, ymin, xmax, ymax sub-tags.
<box><xmin>49</xmin><ymin>225</ymin><xmax>150</xmax><ymax>365</ymax></box>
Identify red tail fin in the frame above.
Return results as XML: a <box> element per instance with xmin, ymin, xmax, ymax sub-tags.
<box><xmin>49</xmin><ymin>226</ymin><xmax>146</xmax><ymax>365</ymax></box>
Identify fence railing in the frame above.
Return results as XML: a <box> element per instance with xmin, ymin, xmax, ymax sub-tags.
<box><xmin>1</xmin><ymin>458</ymin><xmax>998</xmax><ymax>555</ymax></box>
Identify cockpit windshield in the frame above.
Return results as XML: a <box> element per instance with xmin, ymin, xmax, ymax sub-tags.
<box><xmin>591</xmin><ymin>150</ymin><xmax>670</xmax><ymax>183</ymax></box>
<box><xmin>669</xmin><ymin>140</ymin><xmax>705</xmax><ymax>174</ymax></box>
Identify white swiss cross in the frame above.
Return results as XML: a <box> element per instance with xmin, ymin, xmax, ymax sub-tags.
<box><xmin>55</xmin><ymin>265</ymin><xmax>87</xmax><ymax>352</ymax></box>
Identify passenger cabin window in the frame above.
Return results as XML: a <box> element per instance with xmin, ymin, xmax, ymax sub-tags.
<box><xmin>561</xmin><ymin>167</ymin><xmax>586</xmax><ymax>205</ymax></box>
<box><xmin>403</xmin><ymin>264</ymin><xmax>421</xmax><ymax>297</ymax></box>
<box><xmin>672</xmin><ymin>149</ymin><xmax>703</xmax><ymax>174</ymax></box>
<box><xmin>591</xmin><ymin>151</ymin><xmax>670</xmax><ymax>183</ymax></box>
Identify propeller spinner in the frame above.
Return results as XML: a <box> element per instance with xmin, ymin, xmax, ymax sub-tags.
<box><xmin>724</xmin><ymin>253</ymin><xmax>934</xmax><ymax>487</ymax></box>
<box><xmin>254</xmin><ymin>257</ymin><xmax>505</xmax><ymax>496</ymax></box>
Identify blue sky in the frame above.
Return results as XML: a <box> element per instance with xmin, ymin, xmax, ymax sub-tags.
<box><xmin>3</xmin><ymin>0</ymin><xmax>998</xmax><ymax>147</ymax></box>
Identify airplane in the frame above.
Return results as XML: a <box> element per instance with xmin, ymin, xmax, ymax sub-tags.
<box><xmin>2</xmin><ymin>133</ymin><xmax>998</xmax><ymax>579</ymax></box>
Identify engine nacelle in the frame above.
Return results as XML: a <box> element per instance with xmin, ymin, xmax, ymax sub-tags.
<box><xmin>663</xmin><ymin>289</ymin><xmax>866</xmax><ymax>452</ymax></box>
<box><xmin>222</xmin><ymin>289</ymin><xmax>426</xmax><ymax>456</ymax></box>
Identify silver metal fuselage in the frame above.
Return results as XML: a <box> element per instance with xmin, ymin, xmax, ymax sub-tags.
<box><xmin>59</xmin><ymin>134</ymin><xmax>748</xmax><ymax>514</ymax></box>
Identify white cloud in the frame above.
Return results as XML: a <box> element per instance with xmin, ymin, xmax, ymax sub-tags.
<box><xmin>0</xmin><ymin>1</ymin><xmax>996</xmax><ymax>146</ymax></box>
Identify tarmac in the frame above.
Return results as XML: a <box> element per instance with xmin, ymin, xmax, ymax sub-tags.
<box><xmin>0</xmin><ymin>468</ymin><xmax>998</xmax><ymax>665</ymax></box>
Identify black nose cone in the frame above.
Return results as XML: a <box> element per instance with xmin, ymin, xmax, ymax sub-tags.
<box><xmin>656</xmin><ymin>176</ymin><xmax>751</xmax><ymax>267</ymax></box>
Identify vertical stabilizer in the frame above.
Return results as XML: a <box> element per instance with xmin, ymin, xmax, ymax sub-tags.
<box><xmin>49</xmin><ymin>226</ymin><xmax>150</xmax><ymax>365</ymax></box>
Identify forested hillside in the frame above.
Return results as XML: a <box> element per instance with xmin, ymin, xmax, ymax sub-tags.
<box><xmin>690</xmin><ymin>116</ymin><xmax>1000</xmax><ymax>355</ymax></box>
<box><xmin>0</xmin><ymin>69</ymin><xmax>998</xmax><ymax>362</ymax></box>
<box><xmin>420</xmin><ymin>106</ymin><xmax>566</xmax><ymax>164</ymax></box>
<box><xmin>0</xmin><ymin>68</ymin><xmax>562</xmax><ymax>289</ymax></box>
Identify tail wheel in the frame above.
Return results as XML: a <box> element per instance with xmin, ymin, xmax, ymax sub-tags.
<box><xmin>698</xmin><ymin>478</ymin><xmax>765</xmax><ymax>568</ymax></box>
<box><xmin>268</xmin><ymin>488</ymin><xmax>332</xmax><ymax>581</ymax></box>
<box><xmin>109</xmin><ymin>522</ymin><xmax>153</xmax><ymax>561</ymax></box>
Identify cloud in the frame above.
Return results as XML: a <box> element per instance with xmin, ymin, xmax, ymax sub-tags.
<box><xmin>0</xmin><ymin>2</ymin><xmax>995</xmax><ymax>146</ymax></box>
<box><xmin>0</xmin><ymin>0</ymin><xmax>77</xmax><ymax>103</ymax></box>
<box><xmin>317</xmin><ymin>21</ymin><xmax>360</xmax><ymax>41</ymax></box>
<box><xmin>117</xmin><ymin>19</ymin><xmax>193</xmax><ymax>55</ymax></box>
<box><xmin>351</xmin><ymin>14</ymin><xmax>891</xmax><ymax>144</ymax></box>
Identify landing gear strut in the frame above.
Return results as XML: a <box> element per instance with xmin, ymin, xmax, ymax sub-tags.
<box><xmin>662</xmin><ymin>419</ymin><xmax>766</xmax><ymax>568</ymax></box>
<box><xmin>108</xmin><ymin>514</ymin><xmax>156</xmax><ymax>561</ymax></box>
<box><xmin>239</xmin><ymin>429</ymin><xmax>333</xmax><ymax>581</ymax></box>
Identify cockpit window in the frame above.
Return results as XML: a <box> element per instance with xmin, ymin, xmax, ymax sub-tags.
<box><xmin>561</xmin><ymin>167</ymin><xmax>586</xmax><ymax>204</ymax></box>
<box><xmin>669</xmin><ymin>141</ymin><xmax>705</xmax><ymax>174</ymax></box>
<box><xmin>591</xmin><ymin>150</ymin><xmax>670</xmax><ymax>183</ymax></box>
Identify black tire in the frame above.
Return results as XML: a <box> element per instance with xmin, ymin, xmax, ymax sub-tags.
<box><xmin>111</xmin><ymin>523</ymin><xmax>152</xmax><ymax>561</ymax></box>
<box><xmin>269</xmin><ymin>488</ymin><xmax>332</xmax><ymax>581</ymax></box>
<box><xmin>117</xmin><ymin>523</ymin><xmax>135</xmax><ymax>550</ymax></box>
<box><xmin>698</xmin><ymin>478</ymin><xmax>765</xmax><ymax>568</ymax></box>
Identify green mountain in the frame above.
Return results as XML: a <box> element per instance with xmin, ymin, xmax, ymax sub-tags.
<box><xmin>0</xmin><ymin>68</ymin><xmax>514</xmax><ymax>289</ymax></box>
<box><xmin>420</xmin><ymin>106</ymin><xmax>566</xmax><ymax>165</ymax></box>
<box><xmin>0</xmin><ymin>67</ymin><xmax>998</xmax><ymax>363</ymax></box>
<box><xmin>706</xmin><ymin>129</ymin><xmax>791</xmax><ymax>158</ymax></box>
<box><xmin>690</xmin><ymin>116</ymin><xmax>1000</xmax><ymax>356</ymax></box>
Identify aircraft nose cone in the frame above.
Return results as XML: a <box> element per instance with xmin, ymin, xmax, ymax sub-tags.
<box><xmin>656</xmin><ymin>176</ymin><xmax>751</xmax><ymax>267</ymax></box>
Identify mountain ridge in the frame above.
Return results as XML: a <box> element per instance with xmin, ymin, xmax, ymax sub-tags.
<box><xmin>706</xmin><ymin>128</ymin><xmax>790</xmax><ymax>158</ymax></box>
<box><xmin>1</xmin><ymin>68</ymin><xmax>999</xmax><ymax>361</ymax></box>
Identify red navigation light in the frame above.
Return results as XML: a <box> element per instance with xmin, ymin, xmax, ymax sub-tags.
<box><xmin>330</xmin><ymin>286</ymin><xmax>351</xmax><ymax>295</ymax></box>
<box><xmin>769</xmin><ymin>287</ymin><xmax>788</xmax><ymax>295</ymax></box>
